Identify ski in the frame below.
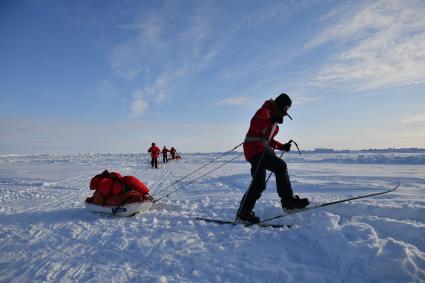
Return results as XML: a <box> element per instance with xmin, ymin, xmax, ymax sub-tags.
<box><xmin>261</xmin><ymin>183</ymin><xmax>400</xmax><ymax>223</ymax></box>
<box><xmin>196</xmin><ymin>217</ymin><xmax>292</xmax><ymax>228</ymax></box>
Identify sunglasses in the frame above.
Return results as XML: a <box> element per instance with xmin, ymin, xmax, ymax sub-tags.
<box><xmin>280</xmin><ymin>105</ymin><xmax>293</xmax><ymax>120</ymax></box>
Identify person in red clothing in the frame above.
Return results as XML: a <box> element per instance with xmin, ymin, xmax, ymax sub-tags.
<box><xmin>148</xmin><ymin>142</ymin><xmax>161</xmax><ymax>169</ymax></box>
<box><xmin>162</xmin><ymin>146</ymin><xmax>170</xmax><ymax>163</ymax></box>
<box><xmin>236</xmin><ymin>93</ymin><xmax>309</xmax><ymax>224</ymax></box>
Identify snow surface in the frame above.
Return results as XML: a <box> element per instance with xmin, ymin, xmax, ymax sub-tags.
<box><xmin>0</xmin><ymin>151</ymin><xmax>424</xmax><ymax>282</ymax></box>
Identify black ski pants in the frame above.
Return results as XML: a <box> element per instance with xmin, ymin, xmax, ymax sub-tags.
<box><xmin>151</xmin><ymin>158</ymin><xmax>158</xmax><ymax>168</ymax></box>
<box><xmin>237</xmin><ymin>151</ymin><xmax>293</xmax><ymax>217</ymax></box>
<box><xmin>163</xmin><ymin>154</ymin><xmax>168</xmax><ymax>163</ymax></box>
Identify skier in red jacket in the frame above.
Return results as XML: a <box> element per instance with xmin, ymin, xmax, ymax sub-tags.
<box><xmin>162</xmin><ymin>146</ymin><xmax>170</xmax><ymax>163</ymax></box>
<box><xmin>236</xmin><ymin>93</ymin><xmax>309</xmax><ymax>224</ymax></box>
<box><xmin>148</xmin><ymin>143</ymin><xmax>161</xmax><ymax>169</ymax></box>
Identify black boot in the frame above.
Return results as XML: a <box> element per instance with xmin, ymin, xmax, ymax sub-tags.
<box><xmin>236</xmin><ymin>211</ymin><xmax>260</xmax><ymax>224</ymax></box>
<box><xmin>281</xmin><ymin>195</ymin><xmax>309</xmax><ymax>211</ymax></box>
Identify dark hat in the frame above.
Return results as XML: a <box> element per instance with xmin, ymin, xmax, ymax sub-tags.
<box><xmin>275</xmin><ymin>93</ymin><xmax>292</xmax><ymax>108</ymax></box>
<box><xmin>275</xmin><ymin>93</ymin><xmax>292</xmax><ymax>120</ymax></box>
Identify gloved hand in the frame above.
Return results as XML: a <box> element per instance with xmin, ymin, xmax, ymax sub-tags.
<box><xmin>282</xmin><ymin>142</ymin><xmax>291</xmax><ymax>152</ymax></box>
<box><xmin>270</xmin><ymin>114</ymin><xmax>283</xmax><ymax>124</ymax></box>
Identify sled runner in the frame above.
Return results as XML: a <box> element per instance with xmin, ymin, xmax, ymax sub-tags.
<box><xmin>85</xmin><ymin>198</ymin><xmax>153</xmax><ymax>217</ymax></box>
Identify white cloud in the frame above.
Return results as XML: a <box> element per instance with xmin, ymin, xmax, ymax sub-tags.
<box><xmin>111</xmin><ymin>3</ymin><xmax>227</xmax><ymax>79</ymax></box>
<box><xmin>129</xmin><ymin>76</ymin><xmax>169</xmax><ymax>117</ymax></box>
<box><xmin>148</xmin><ymin>76</ymin><xmax>168</xmax><ymax>103</ymax></box>
<box><xmin>131</xmin><ymin>91</ymin><xmax>148</xmax><ymax>117</ymax></box>
<box><xmin>217</xmin><ymin>97</ymin><xmax>248</xmax><ymax>106</ymax></box>
<box><xmin>402</xmin><ymin>114</ymin><xmax>425</xmax><ymax>124</ymax></box>
<box><xmin>294</xmin><ymin>94</ymin><xmax>322</xmax><ymax>105</ymax></box>
<box><xmin>111</xmin><ymin>14</ymin><xmax>168</xmax><ymax>81</ymax></box>
<box><xmin>307</xmin><ymin>0</ymin><xmax>425</xmax><ymax>90</ymax></box>
<box><xmin>110</xmin><ymin>2</ymin><xmax>328</xmax><ymax>116</ymax></box>
<box><xmin>111</xmin><ymin>3</ymin><xmax>235</xmax><ymax>114</ymax></box>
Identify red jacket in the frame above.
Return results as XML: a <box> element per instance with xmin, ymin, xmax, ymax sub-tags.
<box><xmin>162</xmin><ymin>148</ymin><xmax>169</xmax><ymax>155</ymax></box>
<box><xmin>148</xmin><ymin>146</ymin><xmax>161</xmax><ymax>158</ymax></box>
<box><xmin>243</xmin><ymin>99</ymin><xmax>284</xmax><ymax>161</ymax></box>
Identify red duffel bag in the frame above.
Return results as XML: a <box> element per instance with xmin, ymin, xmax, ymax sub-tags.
<box><xmin>87</xmin><ymin>170</ymin><xmax>151</xmax><ymax>205</ymax></box>
<box><xmin>98</xmin><ymin>178</ymin><xmax>124</xmax><ymax>196</ymax></box>
<box><xmin>90</xmin><ymin>170</ymin><xmax>122</xmax><ymax>190</ymax></box>
<box><xmin>121</xmin><ymin>176</ymin><xmax>150</xmax><ymax>195</ymax></box>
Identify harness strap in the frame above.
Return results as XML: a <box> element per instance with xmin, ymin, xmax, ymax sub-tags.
<box><xmin>245</xmin><ymin>124</ymin><xmax>275</xmax><ymax>143</ymax></box>
<box><xmin>244</xmin><ymin>136</ymin><xmax>264</xmax><ymax>143</ymax></box>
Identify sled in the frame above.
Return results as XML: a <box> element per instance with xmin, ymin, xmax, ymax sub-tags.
<box><xmin>168</xmin><ymin>155</ymin><xmax>181</xmax><ymax>161</ymax></box>
<box><xmin>85</xmin><ymin>199</ymin><xmax>153</xmax><ymax>217</ymax></box>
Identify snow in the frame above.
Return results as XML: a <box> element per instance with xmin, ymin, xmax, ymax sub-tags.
<box><xmin>0</xmin><ymin>151</ymin><xmax>424</xmax><ymax>282</ymax></box>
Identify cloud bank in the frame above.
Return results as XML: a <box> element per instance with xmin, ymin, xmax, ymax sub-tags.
<box><xmin>307</xmin><ymin>0</ymin><xmax>425</xmax><ymax>90</ymax></box>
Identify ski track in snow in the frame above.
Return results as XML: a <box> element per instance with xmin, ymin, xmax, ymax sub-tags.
<box><xmin>0</xmin><ymin>153</ymin><xmax>424</xmax><ymax>282</ymax></box>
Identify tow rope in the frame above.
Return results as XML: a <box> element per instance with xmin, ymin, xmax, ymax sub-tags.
<box><xmin>151</xmin><ymin>143</ymin><xmax>243</xmax><ymax>202</ymax></box>
<box><xmin>151</xmin><ymin>139</ymin><xmax>302</xmax><ymax>204</ymax></box>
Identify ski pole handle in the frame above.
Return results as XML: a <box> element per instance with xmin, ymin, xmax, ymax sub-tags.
<box><xmin>288</xmin><ymin>139</ymin><xmax>302</xmax><ymax>156</ymax></box>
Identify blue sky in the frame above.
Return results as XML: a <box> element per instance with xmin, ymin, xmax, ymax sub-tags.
<box><xmin>1</xmin><ymin>0</ymin><xmax>424</xmax><ymax>154</ymax></box>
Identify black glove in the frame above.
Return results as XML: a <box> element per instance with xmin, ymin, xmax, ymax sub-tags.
<box><xmin>282</xmin><ymin>142</ymin><xmax>291</xmax><ymax>152</ymax></box>
<box><xmin>271</xmin><ymin>114</ymin><xmax>283</xmax><ymax>124</ymax></box>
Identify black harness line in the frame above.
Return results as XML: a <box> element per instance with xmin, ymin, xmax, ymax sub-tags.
<box><xmin>151</xmin><ymin>143</ymin><xmax>243</xmax><ymax>202</ymax></box>
<box><xmin>150</xmin><ymin>139</ymin><xmax>301</xmax><ymax>206</ymax></box>
<box><xmin>153</xmin><ymin>152</ymin><xmax>244</xmax><ymax>203</ymax></box>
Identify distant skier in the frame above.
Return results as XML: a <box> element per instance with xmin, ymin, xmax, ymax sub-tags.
<box><xmin>170</xmin><ymin>147</ymin><xmax>177</xmax><ymax>159</ymax></box>
<box><xmin>162</xmin><ymin>146</ymin><xmax>170</xmax><ymax>163</ymax></box>
<box><xmin>236</xmin><ymin>93</ymin><xmax>309</xmax><ymax>224</ymax></box>
<box><xmin>148</xmin><ymin>143</ymin><xmax>161</xmax><ymax>169</ymax></box>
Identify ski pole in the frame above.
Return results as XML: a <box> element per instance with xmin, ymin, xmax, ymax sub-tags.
<box><xmin>235</xmin><ymin>123</ymin><xmax>277</xmax><ymax>220</ymax></box>
<box><xmin>264</xmin><ymin>151</ymin><xmax>285</xmax><ymax>185</ymax></box>
<box><xmin>264</xmin><ymin>139</ymin><xmax>301</xmax><ymax>185</ymax></box>
<box><xmin>261</xmin><ymin>184</ymin><xmax>400</xmax><ymax>223</ymax></box>
<box><xmin>289</xmin><ymin>139</ymin><xmax>302</xmax><ymax>156</ymax></box>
